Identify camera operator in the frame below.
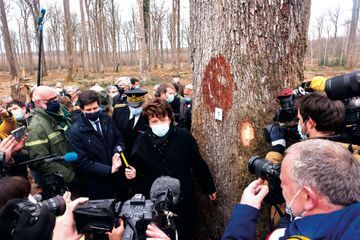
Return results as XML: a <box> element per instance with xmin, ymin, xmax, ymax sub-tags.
<box><xmin>266</xmin><ymin>92</ymin><xmax>347</xmax><ymax>164</ymax></box>
<box><xmin>222</xmin><ymin>139</ymin><xmax>360</xmax><ymax>240</ymax></box>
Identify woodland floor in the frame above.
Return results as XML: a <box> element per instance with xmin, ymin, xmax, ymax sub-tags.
<box><xmin>0</xmin><ymin>64</ymin><xmax>354</xmax><ymax>97</ymax></box>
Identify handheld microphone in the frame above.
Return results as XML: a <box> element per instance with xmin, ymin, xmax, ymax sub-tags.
<box><xmin>115</xmin><ymin>146</ymin><xmax>129</xmax><ymax>168</ymax></box>
<box><xmin>44</xmin><ymin>152</ymin><xmax>78</xmax><ymax>163</ymax></box>
<box><xmin>150</xmin><ymin>176</ymin><xmax>181</xmax><ymax>206</ymax></box>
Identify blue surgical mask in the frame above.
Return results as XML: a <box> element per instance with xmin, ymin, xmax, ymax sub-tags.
<box><xmin>85</xmin><ymin>110</ymin><xmax>100</xmax><ymax>121</ymax></box>
<box><xmin>151</xmin><ymin>123</ymin><xmax>170</xmax><ymax>137</ymax></box>
<box><xmin>167</xmin><ymin>94</ymin><xmax>175</xmax><ymax>103</ymax></box>
<box><xmin>297</xmin><ymin>120</ymin><xmax>308</xmax><ymax>140</ymax></box>
<box><xmin>129</xmin><ymin>106</ymin><xmax>142</xmax><ymax>116</ymax></box>
<box><xmin>12</xmin><ymin>109</ymin><xmax>24</xmax><ymax>121</ymax></box>
<box><xmin>285</xmin><ymin>188</ymin><xmax>307</xmax><ymax>221</ymax></box>
<box><xmin>45</xmin><ymin>100</ymin><xmax>60</xmax><ymax>113</ymax></box>
<box><xmin>184</xmin><ymin>97</ymin><xmax>192</xmax><ymax>103</ymax></box>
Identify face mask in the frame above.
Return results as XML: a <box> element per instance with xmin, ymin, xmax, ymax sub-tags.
<box><xmin>85</xmin><ymin>110</ymin><xmax>100</xmax><ymax>121</ymax></box>
<box><xmin>151</xmin><ymin>123</ymin><xmax>170</xmax><ymax>137</ymax></box>
<box><xmin>184</xmin><ymin>97</ymin><xmax>192</xmax><ymax>103</ymax></box>
<box><xmin>12</xmin><ymin>109</ymin><xmax>24</xmax><ymax>121</ymax></box>
<box><xmin>173</xmin><ymin>78</ymin><xmax>179</xmax><ymax>84</ymax></box>
<box><xmin>167</xmin><ymin>94</ymin><xmax>174</xmax><ymax>103</ymax></box>
<box><xmin>129</xmin><ymin>106</ymin><xmax>142</xmax><ymax>116</ymax></box>
<box><xmin>46</xmin><ymin>100</ymin><xmax>60</xmax><ymax>113</ymax></box>
<box><xmin>285</xmin><ymin>188</ymin><xmax>306</xmax><ymax>221</ymax></box>
<box><xmin>297</xmin><ymin>120</ymin><xmax>308</xmax><ymax>140</ymax></box>
<box><xmin>135</xmin><ymin>85</ymin><xmax>140</xmax><ymax>89</ymax></box>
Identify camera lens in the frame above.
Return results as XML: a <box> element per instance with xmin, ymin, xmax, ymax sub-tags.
<box><xmin>325</xmin><ymin>71</ymin><xmax>360</xmax><ymax>100</ymax></box>
<box><xmin>248</xmin><ymin>156</ymin><xmax>280</xmax><ymax>181</ymax></box>
<box><xmin>39</xmin><ymin>195</ymin><xmax>66</xmax><ymax>216</ymax></box>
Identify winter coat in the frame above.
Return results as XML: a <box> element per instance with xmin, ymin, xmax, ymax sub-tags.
<box><xmin>25</xmin><ymin>106</ymin><xmax>75</xmax><ymax>185</ymax></box>
<box><xmin>67</xmin><ymin>112</ymin><xmax>126</xmax><ymax>199</ymax></box>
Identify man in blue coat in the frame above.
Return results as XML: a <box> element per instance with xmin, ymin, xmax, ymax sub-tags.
<box><xmin>222</xmin><ymin>139</ymin><xmax>360</xmax><ymax>240</ymax></box>
<box><xmin>68</xmin><ymin>90</ymin><xmax>136</xmax><ymax>200</ymax></box>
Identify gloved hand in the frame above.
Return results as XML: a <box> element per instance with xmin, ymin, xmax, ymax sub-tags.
<box><xmin>13</xmin><ymin>206</ymin><xmax>55</xmax><ymax>240</ymax></box>
<box><xmin>0</xmin><ymin>198</ymin><xmax>22</xmax><ymax>239</ymax></box>
<box><xmin>270</xmin><ymin>125</ymin><xmax>286</xmax><ymax>147</ymax></box>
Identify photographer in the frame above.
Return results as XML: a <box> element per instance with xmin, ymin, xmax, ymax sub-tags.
<box><xmin>266</xmin><ymin>92</ymin><xmax>347</xmax><ymax>164</ymax></box>
<box><xmin>222</xmin><ymin>139</ymin><xmax>360</xmax><ymax>240</ymax></box>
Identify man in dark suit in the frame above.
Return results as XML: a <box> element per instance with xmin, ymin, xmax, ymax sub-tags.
<box><xmin>68</xmin><ymin>90</ymin><xmax>135</xmax><ymax>200</ymax></box>
<box><xmin>113</xmin><ymin>89</ymin><xmax>149</xmax><ymax>158</ymax></box>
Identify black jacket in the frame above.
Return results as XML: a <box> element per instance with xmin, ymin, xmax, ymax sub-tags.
<box><xmin>113</xmin><ymin>108</ymin><xmax>149</xmax><ymax>158</ymax></box>
<box><xmin>130</xmin><ymin>126</ymin><xmax>216</xmax><ymax>238</ymax></box>
<box><xmin>67</xmin><ymin>112</ymin><xmax>126</xmax><ymax>199</ymax></box>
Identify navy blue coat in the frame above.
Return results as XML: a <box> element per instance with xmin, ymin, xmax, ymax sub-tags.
<box><xmin>67</xmin><ymin>112</ymin><xmax>126</xmax><ymax>199</ymax></box>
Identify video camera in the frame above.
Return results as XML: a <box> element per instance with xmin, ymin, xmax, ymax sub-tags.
<box><xmin>14</xmin><ymin>195</ymin><xmax>65</xmax><ymax>225</ymax></box>
<box><xmin>73</xmin><ymin>176</ymin><xmax>180</xmax><ymax>240</ymax></box>
<box><xmin>248</xmin><ymin>156</ymin><xmax>283</xmax><ymax>205</ymax></box>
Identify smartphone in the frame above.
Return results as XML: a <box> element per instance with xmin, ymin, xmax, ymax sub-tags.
<box><xmin>11</xmin><ymin>126</ymin><xmax>27</xmax><ymax>141</ymax></box>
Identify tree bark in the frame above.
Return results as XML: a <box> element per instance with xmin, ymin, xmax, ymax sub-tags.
<box><xmin>0</xmin><ymin>0</ymin><xmax>18</xmax><ymax>78</ymax></box>
<box><xmin>346</xmin><ymin>0</ymin><xmax>360</xmax><ymax>68</ymax></box>
<box><xmin>80</xmin><ymin>0</ymin><xmax>89</xmax><ymax>77</ymax></box>
<box><xmin>137</xmin><ymin>0</ymin><xmax>148</xmax><ymax>81</ymax></box>
<box><xmin>190</xmin><ymin>0</ymin><xmax>310</xmax><ymax>238</ymax></box>
<box><xmin>110</xmin><ymin>0</ymin><xmax>117</xmax><ymax>71</ymax></box>
<box><xmin>63</xmin><ymin>0</ymin><xmax>74</xmax><ymax>81</ymax></box>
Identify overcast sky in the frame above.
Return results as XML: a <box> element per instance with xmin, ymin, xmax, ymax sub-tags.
<box><xmin>6</xmin><ymin>0</ymin><xmax>355</xmax><ymax>40</ymax></box>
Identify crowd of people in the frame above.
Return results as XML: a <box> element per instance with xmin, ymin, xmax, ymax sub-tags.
<box><xmin>0</xmin><ymin>74</ymin><xmax>359</xmax><ymax>240</ymax></box>
<box><xmin>0</xmin><ymin>75</ymin><xmax>213</xmax><ymax>240</ymax></box>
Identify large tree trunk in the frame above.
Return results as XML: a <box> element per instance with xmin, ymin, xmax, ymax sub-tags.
<box><xmin>137</xmin><ymin>0</ymin><xmax>148</xmax><ymax>81</ymax></box>
<box><xmin>346</xmin><ymin>0</ymin><xmax>360</xmax><ymax>68</ymax></box>
<box><xmin>190</xmin><ymin>1</ymin><xmax>310</xmax><ymax>238</ymax></box>
<box><xmin>63</xmin><ymin>0</ymin><xmax>74</xmax><ymax>81</ymax></box>
<box><xmin>0</xmin><ymin>0</ymin><xmax>18</xmax><ymax>78</ymax></box>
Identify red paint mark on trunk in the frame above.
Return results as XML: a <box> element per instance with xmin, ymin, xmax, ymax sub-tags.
<box><xmin>202</xmin><ymin>55</ymin><xmax>233</xmax><ymax>117</ymax></box>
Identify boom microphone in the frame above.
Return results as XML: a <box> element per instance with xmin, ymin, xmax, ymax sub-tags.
<box><xmin>44</xmin><ymin>152</ymin><xmax>78</xmax><ymax>162</ymax></box>
<box><xmin>150</xmin><ymin>176</ymin><xmax>181</xmax><ymax>207</ymax></box>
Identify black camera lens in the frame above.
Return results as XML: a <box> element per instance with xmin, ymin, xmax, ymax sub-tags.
<box><xmin>325</xmin><ymin>71</ymin><xmax>360</xmax><ymax>100</ymax></box>
<box><xmin>39</xmin><ymin>195</ymin><xmax>66</xmax><ymax>216</ymax></box>
<box><xmin>248</xmin><ymin>156</ymin><xmax>281</xmax><ymax>181</ymax></box>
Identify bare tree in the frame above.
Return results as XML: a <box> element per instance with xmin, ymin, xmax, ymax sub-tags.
<box><xmin>315</xmin><ymin>14</ymin><xmax>325</xmax><ymax>40</ymax></box>
<box><xmin>109</xmin><ymin>0</ymin><xmax>117</xmax><ymax>71</ymax></box>
<box><xmin>0</xmin><ymin>0</ymin><xmax>18</xmax><ymax>78</ymax></box>
<box><xmin>80</xmin><ymin>0</ymin><xmax>89</xmax><ymax>76</ymax></box>
<box><xmin>328</xmin><ymin>6</ymin><xmax>341</xmax><ymax>39</ymax></box>
<box><xmin>190</xmin><ymin>0</ymin><xmax>311</xmax><ymax>238</ymax></box>
<box><xmin>63</xmin><ymin>0</ymin><xmax>75</xmax><ymax>81</ymax></box>
<box><xmin>24</xmin><ymin>0</ymin><xmax>48</xmax><ymax>76</ymax></box>
<box><xmin>346</xmin><ymin>0</ymin><xmax>360</xmax><ymax>67</ymax></box>
<box><xmin>17</xmin><ymin>0</ymin><xmax>34</xmax><ymax>75</ymax></box>
<box><xmin>137</xmin><ymin>0</ymin><xmax>148</xmax><ymax>80</ymax></box>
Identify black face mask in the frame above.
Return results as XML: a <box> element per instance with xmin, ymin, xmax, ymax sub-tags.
<box><xmin>46</xmin><ymin>100</ymin><xmax>60</xmax><ymax>113</ymax></box>
<box><xmin>85</xmin><ymin>110</ymin><xmax>100</xmax><ymax>121</ymax></box>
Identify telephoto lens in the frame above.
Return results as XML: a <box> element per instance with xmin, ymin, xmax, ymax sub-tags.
<box><xmin>325</xmin><ymin>71</ymin><xmax>360</xmax><ymax>100</ymax></box>
<box><xmin>248</xmin><ymin>156</ymin><xmax>281</xmax><ymax>181</ymax></box>
<box><xmin>39</xmin><ymin>195</ymin><xmax>66</xmax><ymax>216</ymax></box>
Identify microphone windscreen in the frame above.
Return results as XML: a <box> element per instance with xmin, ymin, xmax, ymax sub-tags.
<box><xmin>150</xmin><ymin>176</ymin><xmax>181</xmax><ymax>204</ymax></box>
<box><xmin>64</xmin><ymin>152</ymin><xmax>78</xmax><ymax>162</ymax></box>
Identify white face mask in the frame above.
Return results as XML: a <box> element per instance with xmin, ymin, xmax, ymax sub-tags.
<box><xmin>297</xmin><ymin>120</ymin><xmax>308</xmax><ymax>140</ymax></box>
<box><xmin>151</xmin><ymin>123</ymin><xmax>170</xmax><ymax>137</ymax></box>
<box><xmin>167</xmin><ymin>94</ymin><xmax>175</xmax><ymax>103</ymax></box>
<box><xmin>285</xmin><ymin>188</ymin><xmax>307</xmax><ymax>221</ymax></box>
<box><xmin>129</xmin><ymin>106</ymin><xmax>142</xmax><ymax>116</ymax></box>
<box><xmin>12</xmin><ymin>109</ymin><xmax>24</xmax><ymax>121</ymax></box>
